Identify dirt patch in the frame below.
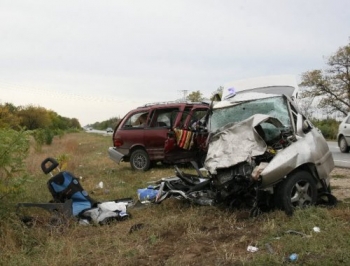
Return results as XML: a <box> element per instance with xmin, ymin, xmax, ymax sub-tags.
<box><xmin>330</xmin><ymin>167</ymin><xmax>350</xmax><ymax>201</ymax></box>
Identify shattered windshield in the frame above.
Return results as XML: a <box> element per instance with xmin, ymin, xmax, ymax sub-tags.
<box><xmin>210</xmin><ymin>96</ymin><xmax>291</xmax><ymax>132</ymax></box>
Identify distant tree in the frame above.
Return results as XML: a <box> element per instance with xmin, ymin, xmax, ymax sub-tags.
<box><xmin>69</xmin><ymin>118</ymin><xmax>81</xmax><ymax>129</ymax></box>
<box><xmin>0</xmin><ymin>102</ymin><xmax>81</xmax><ymax>132</ymax></box>
<box><xmin>299</xmin><ymin>38</ymin><xmax>350</xmax><ymax>116</ymax></box>
<box><xmin>47</xmin><ymin>111</ymin><xmax>68</xmax><ymax>130</ymax></box>
<box><xmin>17</xmin><ymin>105</ymin><xmax>51</xmax><ymax>130</ymax></box>
<box><xmin>0</xmin><ymin>103</ymin><xmax>21</xmax><ymax>129</ymax></box>
<box><xmin>91</xmin><ymin>116</ymin><xmax>120</xmax><ymax>130</ymax></box>
<box><xmin>186</xmin><ymin>91</ymin><xmax>204</xmax><ymax>102</ymax></box>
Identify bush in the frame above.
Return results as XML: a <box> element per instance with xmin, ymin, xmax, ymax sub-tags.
<box><xmin>311</xmin><ymin>118</ymin><xmax>339</xmax><ymax>140</ymax></box>
<box><xmin>32</xmin><ymin>128</ymin><xmax>55</xmax><ymax>151</ymax></box>
<box><xmin>0</xmin><ymin>129</ymin><xmax>30</xmax><ymax>201</ymax></box>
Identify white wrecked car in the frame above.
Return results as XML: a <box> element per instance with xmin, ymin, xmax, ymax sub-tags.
<box><xmin>140</xmin><ymin>75</ymin><xmax>336</xmax><ymax>216</ymax></box>
<box><xmin>205</xmin><ymin>75</ymin><xmax>335</xmax><ymax>215</ymax></box>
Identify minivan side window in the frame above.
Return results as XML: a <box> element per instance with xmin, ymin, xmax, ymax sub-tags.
<box><xmin>149</xmin><ymin>108</ymin><xmax>179</xmax><ymax>128</ymax></box>
<box><xmin>123</xmin><ymin>112</ymin><xmax>149</xmax><ymax>128</ymax></box>
<box><xmin>191</xmin><ymin>109</ymin><xmax>208</xmax><ymax>128</ymax></box>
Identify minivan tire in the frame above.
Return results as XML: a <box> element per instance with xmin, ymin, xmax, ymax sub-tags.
<box><xmin>130</xmin><ymin>149</ymin><xmax>151</xmax><ymax>171</ymax></box>
<box><xmin>277</xmin><ymin>171</ymin><xmax>317</xmax><ymax>215</ymax></box>
<box><xmin>339</xmin><ymin>136</ymin><xmax>350</xmax><ymax>153</ymax></box>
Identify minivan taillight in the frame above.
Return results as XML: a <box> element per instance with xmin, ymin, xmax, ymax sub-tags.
<box><xmin>114</xmin><ymin>138</ymin><xmax>123</xmax><ymax>147</ymax></box>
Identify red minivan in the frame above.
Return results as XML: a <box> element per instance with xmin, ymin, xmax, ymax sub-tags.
<box><xmin>108</xmin><ymin>101</ymin><xmax>209</xmax><ymax>170</ymax></box>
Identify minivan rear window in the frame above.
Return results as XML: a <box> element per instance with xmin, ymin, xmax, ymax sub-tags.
<box><xmin>123</xmin><ymin>112</ymin><xmax>149</xmax><ymax>128</ymax></box>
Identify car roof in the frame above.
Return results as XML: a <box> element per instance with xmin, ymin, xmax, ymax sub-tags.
<box><xmin>136</xmin><ymin>101</ymin><xmax>209</xmax><ymax>109</ymax></box>
<box><xmin>222</xmin><ymin>75</ymin><xmax>299</xmax><ymax>100</ymax></box>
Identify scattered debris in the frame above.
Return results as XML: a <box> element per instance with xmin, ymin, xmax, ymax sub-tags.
<box><xmin>247</xmin><ymin>245</ymin><xmax>259</xmax><ymax>252</ymax></box>
<box><xmin>285</xmin><ymin>230</ymin><xmax>310</xmax><ymax>238</ymax></box>
<box><xmin>97</xmin><ymin>181</ymin><xmax>104</xmax><ymax>189</ymax></box>
<box><xmin>289</xmin><ymin>253</ymin><xmax>298</xmax><ymax>262</ymax></box>
<box><xmin>265</xmin><ymin>243</ymin><xmax>274</xmax><ymax>254</ymax></box>
<box><xmin>313</xmin><ymin>226</ymin><xmax>321</xmax><ymax>233</ymax></box>
<box><xmin>129</xmin><ymin>223</ymin><xmax>146</xmax><ymax>234</ymax></box>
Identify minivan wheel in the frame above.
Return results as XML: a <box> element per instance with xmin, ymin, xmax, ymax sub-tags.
<box><xmin>277</xmin><ymin>171</ymin><xmax>317</xmax><ymax>215</ymax></box>
<box><xmin>130</xmin><ymin>149</ymin><xmax>151</xmax><ymax>171</ymax></box>
<box><xmin>339</xmin><ymin>136</ymin><xmax>350</xmax><ymax>153</ymax></box>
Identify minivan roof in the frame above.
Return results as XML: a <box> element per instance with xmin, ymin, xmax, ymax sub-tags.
<box><xmin>137</xmin><ymin>101</ymin><xmax>209</xmax><ymax>108</ymax></box>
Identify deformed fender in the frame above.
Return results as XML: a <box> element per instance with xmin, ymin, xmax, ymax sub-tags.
<box><xmin>260</xmin><ymin>128</ymin><xmax>334</xmax><ymax>188</ymax></box>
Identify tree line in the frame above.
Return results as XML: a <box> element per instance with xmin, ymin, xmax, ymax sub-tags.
<box><xmin>0</xmin><ymin>102</ymin><xmax>80</xmax><ymax>131</ymax></box>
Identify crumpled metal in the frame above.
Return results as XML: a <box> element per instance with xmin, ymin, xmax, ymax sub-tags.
<box><xmin>204</xmin><ymin>114</ymin><xmax>283</xmax><ymax>174</ymax></box>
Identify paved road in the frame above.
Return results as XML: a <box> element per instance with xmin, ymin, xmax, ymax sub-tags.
<box><xmin>327</xmin><ymin>141</ymin><xmax>350</xmax><ymax>169</ymax></box>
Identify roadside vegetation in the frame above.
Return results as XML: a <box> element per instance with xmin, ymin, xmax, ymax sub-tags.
<box><xmin>0</xmin><ymin>132</ymin><xmax>350</xmax><ymax>265</ymax></box>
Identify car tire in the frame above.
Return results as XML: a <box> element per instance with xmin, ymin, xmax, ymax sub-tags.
<box><xmin>130</xmin><ymin>149</ymin><xmax>151</xmax><ymax>171</ymax></box>
<box><xmin>276</xmin><ymin>171</ymin><xmax>317</xmax><ymax>215</ymax></box>
<box><xmin>339</xmin><ymin>136</ymin><xmax>350</xmax><ymax>153</ymax></box>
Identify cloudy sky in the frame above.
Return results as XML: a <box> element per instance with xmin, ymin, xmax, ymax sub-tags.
<box><xmin>1</xmin><ymin>1</ymin><xmax>349</xmax><ymax>126</ymax></box>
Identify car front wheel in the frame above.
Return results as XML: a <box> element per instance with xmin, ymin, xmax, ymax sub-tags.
<box><xmin>339</xmin><ymin>136</ymin><xmax>350</xmax><ymax>153</ymax></box>
<box><xmin>277</xmin><ymin>171</ymin><xmax>317</xmax><ymax>215</ymax></box>
<box><xmin>130</xmin><ymin>149</ymin><xmax>151</xmax><ymax>171</ymax></box>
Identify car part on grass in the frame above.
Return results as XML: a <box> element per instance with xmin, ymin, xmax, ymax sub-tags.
<box><xmin>17</xmin><ymin>157</ymin><xmax>133</xmax><ymax>226</ymax></box>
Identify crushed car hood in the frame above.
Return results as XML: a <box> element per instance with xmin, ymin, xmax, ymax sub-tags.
<box><xmin>204</xmin><ymin>114</ymin><xmax>284</xmax><ymax>174</ymax></box>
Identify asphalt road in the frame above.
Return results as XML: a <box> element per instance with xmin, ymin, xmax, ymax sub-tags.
<box><xmin>327</xmin><ymin>141</ymin><xmax>350</xmax><ymax>169</ymax></box>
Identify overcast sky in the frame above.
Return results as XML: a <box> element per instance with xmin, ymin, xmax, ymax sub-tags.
<box><xmin>1</xmin><ymin>1</ymin><xmax>349</xmax><ymax>126</ymax></box>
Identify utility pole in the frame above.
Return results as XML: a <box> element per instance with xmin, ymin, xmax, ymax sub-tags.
<box><xmin>179</xmin><ymin>90</ymin><xmax>188</xmax><ymax>101</ymax></box>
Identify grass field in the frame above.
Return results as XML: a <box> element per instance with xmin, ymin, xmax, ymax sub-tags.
<box><xmin>1</xmin><ymin>132</ymin><xmax>350</xmax><ymax>266</ymax></box>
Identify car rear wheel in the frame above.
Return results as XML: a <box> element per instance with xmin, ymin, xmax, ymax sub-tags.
<box><xmin>130</xmin><ymin>149</ymin><xmax>151</xmax><ymax>171</ymax></box>
<box><xmin>277</xmin><ymin>171</ymin><xmax>317</xmax><ymax>215</ymax></box>
<box><xmin>339</xmin><ymin>136</ymin><xmax>350</xmax><ymax>153</ymax></box>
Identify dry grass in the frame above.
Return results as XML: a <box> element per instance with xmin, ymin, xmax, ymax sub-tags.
<box><xmin>1</xmin><ymin>132</ymin><xmax>350</xmax><ymax>265</ymax></box>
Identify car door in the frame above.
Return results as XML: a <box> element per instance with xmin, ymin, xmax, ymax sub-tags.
<box><xmin>163</xmin><ymin>106</ymin><xmax>209</xmax><ymax>164</ymax></box>
<box><xmin>144</xmin><ymin>107</ymin><xmax>179</xmax><ymax>160</ymax></box>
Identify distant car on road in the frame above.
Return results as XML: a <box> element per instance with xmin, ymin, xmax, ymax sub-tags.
<box><xmin>337</xmin><ymin>114</ymin><xmax>350</xmax><ymax>153</ymax></box>
<box><xmin>106</xmin><ymin>127</ymin><xmax>113</xmax><ymax>133</ymax></box>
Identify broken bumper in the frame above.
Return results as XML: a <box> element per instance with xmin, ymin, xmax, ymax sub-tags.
<box><xmin>108</xmin><ymin>147</ymin><xmax>124</xmax><ymax>164</ymax></box>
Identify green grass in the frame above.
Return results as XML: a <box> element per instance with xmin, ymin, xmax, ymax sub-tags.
<box><xmin>1</xmin><ymin>132</ymin><xmax>350</xmax><ymax>265</ymax></box>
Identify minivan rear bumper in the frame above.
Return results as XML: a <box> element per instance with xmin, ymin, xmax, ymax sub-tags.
<box><xmin>108</xmin><ymin>147</ymin><xmax>124</xmax><ymax>164</ymax></box>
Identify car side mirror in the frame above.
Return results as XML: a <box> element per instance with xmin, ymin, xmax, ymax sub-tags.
<box><xmin>296</xmin><ymin>113</ymin><xmax>305</xmax><ymax>137</ymax></box>
<box><xmin>296</xmin><ymin>113</ymin><xmax>311</xmax><ymax>136</ymax></box>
